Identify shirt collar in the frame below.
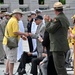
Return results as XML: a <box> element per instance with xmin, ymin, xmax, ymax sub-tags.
<box><xmin>12</xmin><ymin>16</ymin><xmax>18</xmax><ymax>22</ymax></box>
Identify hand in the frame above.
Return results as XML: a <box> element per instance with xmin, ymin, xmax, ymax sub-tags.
<box><xmin>70</xmin><ymin>33</ymin><xmax>75</xmax><ymax>38</ymax></box>
<box><xmin>28</xmin><ymin>52</ymin><xmax>32</xmax><ymax>56</ymax></box>
<box><xmin>43</xmin><ymin>15</ymin><xmax>51</xmax><ymax>22</ymax></box>
<box><xmin>28</xmin><ymin>33</ymin><xmax>32</xmax><ymax>36</ymax></box>
<box><xmin>42</xmin><ymin>53</ymin><xmax>47</xmax><ymax>57</ymax></box>
<box><xmin>40</xmin><ymin>62</ymin><xmax>43</xmax><ymax>65</ymax></box>
<box><xmin>24</xmin><ymin>32</ymin><xmax>29</xmax><ymax>36</ymax></box>
<box><xmin>38</xmin><ymin>36</ymin><xmax>43</xmax><ymax>42</ymax></box>
<box><xmin>73</xmin><ymin>35</ymin><xmax>75</xmax><ymax>39</ymax></box>
<box><xmin>21</xmin><ymin>35</ymin><xmax>27</xmax><ymax>40</ymax></box>
<box><xmin>68</xmin><ymin>29</ymin><xmax>72</xmax><ymax>33</ymax></box>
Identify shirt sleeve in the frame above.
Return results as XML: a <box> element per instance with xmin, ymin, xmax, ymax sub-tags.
<box><xmin>41</xmin><ymin>56</ymin><xmax>48</xmax><ymax>63</ymax></box>
<box><xmin>32</xmin><ymin>51</ymin><xmax>37</xmax><ymax>56</ymax></box>
<box><xmin>12</xmin><ymin>20</ymin><xmax>19</xmax><ymax>33</ymax></box>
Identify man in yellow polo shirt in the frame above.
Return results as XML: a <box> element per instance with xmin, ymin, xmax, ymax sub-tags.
<box><xmin>3</xmin><ymin>9</ymin><xmax>27</xmax><ymax>75</ymax></box>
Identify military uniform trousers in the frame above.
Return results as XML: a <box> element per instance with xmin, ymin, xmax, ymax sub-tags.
<box><xmin>52</xmin><ymin>51</ymin><xmax>68</xmax><ymax>75</ymax></box>
<box><xmin>0</xmin><ymin>41</ymin><xmax>5</xmax><ymax>60</ymax></box>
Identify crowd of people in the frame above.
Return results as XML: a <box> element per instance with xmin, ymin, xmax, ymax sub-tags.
<box><xmin>0</xmin><ymin>1</ymin><xmax>74</xmax><ymax>75</ymax></box>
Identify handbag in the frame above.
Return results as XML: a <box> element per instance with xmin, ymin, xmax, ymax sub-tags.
<box><xmin>6</xmin><ymin>28</ymin><xmax>18</xmax><ymax>49</ymax></box>
<box><xmin>7</xmin><ymin>37</ymin><xmax>18</xmax><ymax>49</ymax></box>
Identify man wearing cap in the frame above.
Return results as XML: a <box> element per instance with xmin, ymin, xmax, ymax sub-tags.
<box><xmin>0</xmin><ymin>11</ymin><xmax>7</xmax><ymax>61</ymax></box>
<box><xmin>29</xmin><ymin>15</ymin><xmax>45</xmax><ymax>57</ymax></box>
<box><xmin>28</xmin><ymin>15</ymin><xmax>45</xmax><ymax>75</ymax></box>
<box><xmin>44</xmin><ymin>2</ymin><xmax>70</xmax><ymax>75</ymax></box>
<box><xmin>0</xmin><ymin>12</ymin><xmax>11</xmax><ymax>34</ymax></box>
<box><xmin>35</xmin><ymin>9</ymin><xmax>45</xmax><ymax>26</ymax></box>
<box><xmin>2</xmin><ymin>9</ymin><xmax>28</xmax><ymax>75</ymax></box>
<box><xmin>0</xmin><ymin>12</ymin><xmax>11</xmax><ymax>63</ymax></box>
<box><xmin>0</xmin><ymin>10</ymin><xmax>6</xmax><ymax>20</ymax></box>
<box><xmin>0</xmin><ymin>11</ymin><xmax>4</xmax><ymax>60</ymax></box>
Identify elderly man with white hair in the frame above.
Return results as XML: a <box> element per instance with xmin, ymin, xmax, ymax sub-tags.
<box><xmin>3</xmin><ymin>9</ymin><xmax>28</xmax><ymax>75</ymax></box>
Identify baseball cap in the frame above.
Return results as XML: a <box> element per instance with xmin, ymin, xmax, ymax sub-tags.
<box><xmin>35</xmin><ymin>15</ymin><xmax>43</xmax><ymax>21</ymax></box>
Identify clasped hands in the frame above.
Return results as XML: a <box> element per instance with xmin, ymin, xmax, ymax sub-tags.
<box><xmin>21</xmin><ymin>32</ymin><xmax>32</xmax><ymax>40</ymax></box>
<box><xmin>43</xmin><ymin>15</ymin><xmax>52</xmax><ymax>22</ymax></box>
<box><xmin>22</xmin><ymin>32</ymin><xmax>44</xmax><ymax>43</ymax></box>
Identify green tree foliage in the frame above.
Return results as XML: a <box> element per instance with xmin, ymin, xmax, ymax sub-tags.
<box><xmin>39</xmin><ymin>0</ymin><xmax>44</xmax><ymax>5</ymax></box>
<box><xmin>0</xmin><ymin>0</ymin><xmax>3</xmax><ymax>4</ymax></box>
<box><xmin>19</xmin><ymin>0</ymin><xmax>24</xmax><ymax>4</ymax></box>
<box><xmin>59</xmin><ymin>0</ymin><xmax>66</xmax><ymax>4</ymax></box>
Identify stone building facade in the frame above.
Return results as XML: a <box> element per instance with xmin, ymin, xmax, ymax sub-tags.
<box><xmin>0</xmin><ymin>0</ymin><xmax>74</xmax><ymax>12</ymax></box>
<box><xmin>0</xmin><ymin>0</ymin><xmax>75</xmax><ymax>26</ymax></box>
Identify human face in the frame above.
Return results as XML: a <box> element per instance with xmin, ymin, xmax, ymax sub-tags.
<box><xmin>27</xmin><ymin>17</ymin><xmax>32</xmax><ymax>22</ymax></box>
<box><xmin>31</xmin><ymin>14</ymin><xmax>36</xmax><ymax>19</ymax></box>
<box><xmin>0</xmin><ymin>13</ymin><xmax>4</xmax><ymax>18</ymax></box>
<box><xmin>54</xmin><ymin>9</ymin><xmax>57</xmax><ymax>15</ymax></box>
<box><xmin>5</xmin><ymin>15</ymin><xmax>11</xmax><ymax>20</ymax></box>
<box><xmin>16</xmin><ymin>13</ymin><xmax>22</xmax><ymax>20</ymax></box>
<box><xmin>35</xmin><ymin>19</ymin><xmax>42</xmax><ymax>25</ymax></box>
<box><xmin>54</xmin><ymin>9</ymin><xmax>61</xmax><ymax>16</ymax></box>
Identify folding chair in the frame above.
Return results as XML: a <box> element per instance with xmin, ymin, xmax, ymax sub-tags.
<box><xmin>14</xmin><ymin>62</ymin><xmax>32</xmax><ymax>75</ymax></box>
<box><xmin>25</xmin><ymin>63</ymin><xmax>32</xmax><ymax>75</ymax></box>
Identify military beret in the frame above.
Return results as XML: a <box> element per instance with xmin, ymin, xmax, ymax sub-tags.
<box><xmin>53</xmin><ymin>2</ymin><xmax>63</xmax><ymax>9</ymax></box>
<box><xmin>35</xmin><ymin>15</ymin><xmax>43</xmax><ymax>21</ymax></box>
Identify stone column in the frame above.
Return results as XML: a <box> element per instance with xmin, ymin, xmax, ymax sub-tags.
<box><xmin>29</xmin><ymin>0</ymin><xmax>39</xmax><ymax>11</ymax></box>
<box><xmin>9</xmin><ymin>0</ymin><xmax>19</xmax><ymax>11</ymax></box>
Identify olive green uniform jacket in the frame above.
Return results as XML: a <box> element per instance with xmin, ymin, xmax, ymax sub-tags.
<box><xmin>46</xmin><ymin>12</ymin><xmax>70</xmax><ymax>52</ymax></box>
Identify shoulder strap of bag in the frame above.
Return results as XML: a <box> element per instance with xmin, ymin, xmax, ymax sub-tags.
<box><xmin>6</xmin><ymin>27</ymin><xmax>9</xmax><ymax>37</ymax></box>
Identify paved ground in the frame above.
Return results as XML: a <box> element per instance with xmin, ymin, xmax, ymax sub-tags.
<box><xmin>0</xmin><ymin>63</ymin><xmax>74</xmax><ymax>75</ymax></box>
<box><xmin>0</xmin><ymin>41</ymin><xmax>74</xmax><ymax>75</ymax></box>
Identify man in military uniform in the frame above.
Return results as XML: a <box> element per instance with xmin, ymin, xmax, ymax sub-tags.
<box><xmin>0</xmin><ymin>12</ymin><xmax>11</xmax><ymax>63</ymax></box>
<box><xmin>44</xmin><ymin>2</ymin><xmax>70</xmax><ymax>75</ymax></box>
<box><xmin>0</xmin><ymin>12</ymin><xmax>11</xmax><ymax>34</ymax></box>
<box><xmin>0</xmin><ymin>11</ymin><xmax>4</xmax><ymax>63</ymax></box>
